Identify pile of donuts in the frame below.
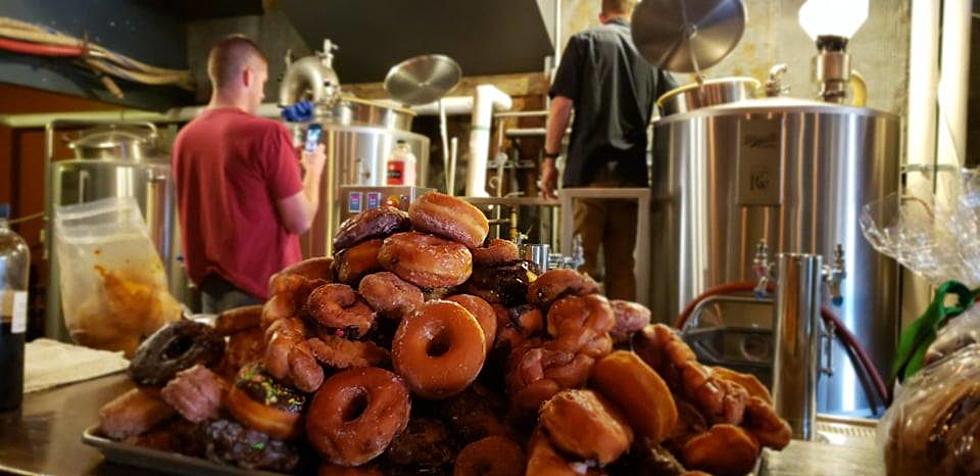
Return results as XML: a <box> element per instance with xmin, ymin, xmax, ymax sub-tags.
<box><xmin>96</xmin><ymin>192</ymin><xmax>791</xmax><ymax>476</ymax></box>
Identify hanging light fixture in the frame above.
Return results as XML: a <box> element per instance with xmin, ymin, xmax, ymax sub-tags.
<box><xmin>798</xmin><ymin>0</ymin><xmax>869</xmax><ymax>103</ymax></box>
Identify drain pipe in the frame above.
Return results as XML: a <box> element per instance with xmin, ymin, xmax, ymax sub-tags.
<box><xmin>466</xmin><ymin>85</ymin><xmax>512</xmax><ymax>197</ymax></box>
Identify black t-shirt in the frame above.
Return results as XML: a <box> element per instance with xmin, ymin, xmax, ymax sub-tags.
<box><xmin>549</xmin><ymin>18</ymin><xmax>676</xmax><ymax>187</ymax></box>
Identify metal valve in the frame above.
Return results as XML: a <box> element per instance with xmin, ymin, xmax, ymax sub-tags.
<box><xmin>752</xmin><ymin>240</ymin><xmax>773</xmax><ymax>298</ymax></box>
<box><xmin>822</xmin><ymin>244</ymin><xmax>846</xmax><ymax>306</ymax></box>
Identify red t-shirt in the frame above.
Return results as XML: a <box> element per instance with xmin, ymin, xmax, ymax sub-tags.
<box><xmin>172</xmin><ymin>107</ymin><xmax>303</xmax><ymax>299</ymax></box>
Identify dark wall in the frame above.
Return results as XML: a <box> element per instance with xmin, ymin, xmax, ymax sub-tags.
<box><xmin>0</xmin><ymin>0</ymin><xmax>192</xmax><ymax>110</ymax></box>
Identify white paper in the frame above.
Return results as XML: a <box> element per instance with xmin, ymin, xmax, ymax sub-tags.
<box><xmin>11</xmin><ymin>291</ymin><xmax>26</xmax><ymax>334</ymax></box>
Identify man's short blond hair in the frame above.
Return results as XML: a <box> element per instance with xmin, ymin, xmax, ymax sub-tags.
<box><xmin>207</xmin><ymin>34</ymin><xmax>267</xmax><ymax>90</ymax></box>
<box><xmin>602</xmin><ymin>0</ymin><xmax>636</xmax><ymax>16</ymax></box>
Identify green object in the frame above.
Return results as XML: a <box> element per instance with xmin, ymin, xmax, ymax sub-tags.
<box><xmin>892</xmin><ymin>280</ymin><xmax>976</xmax><ymax>382</ymax></box>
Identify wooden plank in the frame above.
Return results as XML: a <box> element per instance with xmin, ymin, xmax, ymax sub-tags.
<box><xmin>343</xmin><ymin>72</ymin><xmax>551</xmax><ymax>100</ymax></box>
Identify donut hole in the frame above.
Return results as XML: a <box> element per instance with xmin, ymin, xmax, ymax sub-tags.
<box><xmin>162</xmin><ymin>334</ymin><xmax>194</xmax><ymax>360</ymax></box>
<box><xmin>425</xmin><ymin>327</ymin><xmax>452</xmax><ymax>357</ymax></box>
<box><xmin>342</xmin><ymin>388</ymin><xmax>370</xmax><ymax>422</ymax></box>
<box><xmin>474</xmin><ymin>461</ymin><xmax>494</xmax><ymax>475</ymax></box>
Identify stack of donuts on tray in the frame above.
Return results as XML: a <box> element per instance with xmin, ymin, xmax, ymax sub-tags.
<box><xmin>96</xmin><ymin>192</ymin><xmax>792</xmax><ymax>476</ymax></box>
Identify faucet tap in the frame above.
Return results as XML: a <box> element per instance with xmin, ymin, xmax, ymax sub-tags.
<box><xmin>753</xmin><ymin>240</ymin><xmax>773</xmax><ymax>298</ymax></box>
<box><xmin>823</xmin><ymin>244</ymin><xmax>847</xmax><ymax>306</ymax></box>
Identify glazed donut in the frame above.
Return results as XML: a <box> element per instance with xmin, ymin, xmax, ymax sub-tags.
<box><xmin>129</xmin><ymin>320</ymin><xmax>225</xmax><ymax>387</ymax></box>
<box><xmin>306</xmin><ymin>367</ymin><xmax>411</xmax><ymax>466</ymax></box>
<box><xmin>710</xmin><ymin>367</ymin><xmax>772</xmax><ymax>405</ymax></box>
<box><xmin>454</xmin><ymin>436</ymin><xmax>525</xmax><ymax>476</ymax></box>
<box><xmin>378</xmin><ymin>232</ymin><xmax>473</xmax><ymax>289</ymax></box>
<box><xmin>680</xmin><ymin>424</ymin><xmax>760</xmax><ymax>476</ymax></box>
<box><xmin>203</xmin><ymin>418</ymin><xmax>300</xmax><ymax>472</ymax></box>
<box><xmin>539</xmin><ymin>390</ymin><xmax>633</xmax><ymax>465</ymax></box>
<box><xmin>225</xmin><ymin>363</ymin><xmax>307</xmax><ymax>440</ymax></box>
<box><xmin>333</xmin><ymin>206</ymin><xmax>411</xmax><ymax>251</ymax></box>
<box><xmin>546</xmin><ymin>294</ymin><xmax>615</xmax><ymax>357</ymax></box>
<box><xmin>742</xmin><ymin>396</ymin><xmax>791</xmax><ymax>450</ymax></box>
<box><xmin>678</xmin><ymin>360</ymin><xmax>748</xmax><ymax>425</ymax></box>
<box><xmin>408</xmin><ymin>192</ymin><xmax>489</xmax><ymax>249</ymax></box>
<box><xmin>392</xmin><ymin>300</ymin><xmax>487</xmax><ymax>399</ymax></box>
<box><xmin>318</xmin><ymin>463</ymin><xmax>384</xmax><ymax>476</ymax></box>
<box><xmin>307</xmin><ymin>335</ymin><xmax>389</xmax><ymax>369</ymax></box>
<box><xmin>263</xmin><ymin>273</ymin><xmax>326</xmax><ymax>329</ymax></box>
<box><xmin>526</xmin><ymin>429</ymin><xmax>601</xmax><ymax>476</ymax></box>
<box><xmin>264</xmin><ymin>317</ymin><xmax>324</xmax><ymax>393</ymax></box>
<box><xmin>472</xmin><ymin>239</ymin><xmax>520</xmax><ymax>267</ymax></box>
<box><xmin>333</xmin><ymin>239</ymin><xmax>384</xmax><ymax>285</ymax></box>
<box><xmin>161</xmin><ymin>364</ymin><xmax>227</xmax><ymax>423</ymax></box>
<box><xmin>273</xmin><ymin>256</ymin><xmax>334</xmax><ymax>283</ymax></box>
<box><xmin>215</xmin><ymin>305</ymin><xmax>263</xmax><ymax>335</ymax></box>
<box><xmin>494</xmin><ymin>304</ymin><xmax>544</xmax><ymax>352</ymax></box>
<box><xmin>591</xmin><ymin>351</ymin><xmax>678</xmax><ymax>443</ymax></box>
<box><xmin>439</xmin><ymin>383</ymin><xmax>511</xmax><ymax>444</ymax></box>
<box><xmin>98</xmin><ymin>387</ymin><xmax>177</xmax><ymax>440</ymax></box>
<box><xmin>384</xmin><ymin>417</ymin><xmax>455</xmax><ymax>468</ymax></box>
<box><xmin>527</xmin><ymin>269</ymin><xmax>599</xmax><ymax>308</ymax></box>
<box><xmin>358</xmin><ymin>272</ymin><xmax>424</xmax><ymax>319</ymax></box>
<box><xmin>609</xmin><ymin>300</ymin><xmax>652</xmax><ymax>344</ymax></box>
<box><xmin>447</xmin><ymin>294</ymin><xmax>497</xmax><ymax>353</ymax></box>
<box><xmin>304</xmin><ymin>284</ymin><xmax>376</xmax><ymax>339</ymax></box>
<box><xmin>217</xmin><ymin>327</ymin><xmax>265</xmax><ymax>380</ymax></box>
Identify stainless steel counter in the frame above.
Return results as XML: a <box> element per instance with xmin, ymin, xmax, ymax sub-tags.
<box><xmin>0</xmin><ymin>373</ymin><xmax>885</xmax><ymax>476</ymax></box>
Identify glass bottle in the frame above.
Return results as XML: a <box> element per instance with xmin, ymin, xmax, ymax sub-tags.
<box><xmin>0</xmin><ymin>203</ymin><xmax>29</xmax><ymax>410</ymax></box>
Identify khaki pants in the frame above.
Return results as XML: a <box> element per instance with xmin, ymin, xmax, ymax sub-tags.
<box><xmin>573</xmin><ymin>197</ymin><xmax>638</xmax><ymax>301</ymax></box>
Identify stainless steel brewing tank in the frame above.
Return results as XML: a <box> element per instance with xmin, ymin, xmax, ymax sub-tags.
<box><xmin>651</xmin><ymin>98</ymin><xmax>901</xmax><ymax>415</ymax></box>
<box><xmin>302</xmin><ymin>124</ymin><xmax>430</xmax><ymax>257</ymax></box>
<box><xmin>46</xmin><ymin>143</ymin><xmax>180</xmax><ymax>340</ymax></box>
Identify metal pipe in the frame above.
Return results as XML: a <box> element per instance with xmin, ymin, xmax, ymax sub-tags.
<box><xmin>0</xmin><ymin>103</ymin><xmax>284</xmax><ymax>129</ymax></box>
<box><xmin>772</xmin><ymin>253</ymin><xmax>823</xmax><ymax>441</ymax></box>
<box><xmin>505</xmin><ymin>127</ymin><xmax>570</xmax><ymax>138</ymax></box>
<box><xmin>494</xmin><ymin>110</ymin><xmax>549</xmax><ymax>118</ymax></box>
<box><xmin>936</xmin><ymin>0</ymin><xmax>971</xmax><ymax>166</ymax></box>
<box><xmin>553</xmin><ymin>0</ymin><xmax>562</xmax><ymax>70</ymax></box>
<box><xmin>466</xmin><ymin>85</ymin><xmax>513</xmax><ymax>197</ymax></box>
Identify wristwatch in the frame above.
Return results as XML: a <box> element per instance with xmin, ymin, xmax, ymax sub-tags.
<box><xmin>543</xmin><ymin>150</ymin><xmax>561</xmax><ymax>159</ymax></box>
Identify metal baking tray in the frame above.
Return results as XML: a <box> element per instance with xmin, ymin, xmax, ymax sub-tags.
<box><xmin>81</xmin><ymin>425</ymin><xmax>287</xmax><ymax>476</ymax></box>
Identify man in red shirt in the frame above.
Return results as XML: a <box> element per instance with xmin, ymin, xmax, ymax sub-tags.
<box><xmin>172</xmin><ymin>35</ymin><xmax>325</xmax><ymax>313</ymax></box>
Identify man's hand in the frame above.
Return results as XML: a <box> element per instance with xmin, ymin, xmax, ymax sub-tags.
<box><xmin>539</xmin><ymin>158</ymin><xmax>559</xmax><ymax>199</ymax></box>
<box><xmin>300</xmin><ymin>143</ymin><xmax>326</xmax><ymax>179</ymax></box>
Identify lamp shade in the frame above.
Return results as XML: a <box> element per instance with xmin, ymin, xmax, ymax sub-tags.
<box><xmin>798</xmin><ymin>0</ymin><xmax>869</xmax><ymax>40</ymax></box>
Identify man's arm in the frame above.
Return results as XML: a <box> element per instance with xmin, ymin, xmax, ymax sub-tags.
<box><xmin>540</xmin><ymin>95</ymin><xmax>574</xmax><ymax>199</ymax></box>
<box><xmin>276</xmin><ymin>143</ymin><xmax>325</xmax><ymax>234</ymax></box>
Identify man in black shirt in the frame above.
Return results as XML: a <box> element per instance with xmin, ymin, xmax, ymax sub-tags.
<box><xmin>540</xmin><ymin>0</ymin><xmax>675</xmax><ymax>300</ymax></box>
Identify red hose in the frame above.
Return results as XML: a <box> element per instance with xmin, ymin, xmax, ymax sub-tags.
<box><xmin>820</xmin><ymin>306</ymin><xmax>891</xmax><ymax>406</ymax></box>
<box><xmin>673</xmin><ymin>281</ymin><xmax>768</xmax><ymax>329</ymax></box>
<box><xmin>672</xmin><ymin>281</ymin><xmax>891</xmax><ymax>408</ymax></box>
<box><xmin>0</xmin><ymin>37</ymin><xmax>84</xmax><ymax>57</ymax></box>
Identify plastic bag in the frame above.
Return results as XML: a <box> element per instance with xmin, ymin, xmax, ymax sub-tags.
<box><xmin>55</xmin><ymin>197</ymin><xmax>180</xmax><ymax>356</ymax></box>
<box><xmin>925</xmin><ymin>304</ymin><xmax>980</xmax><ymax>366</ymax></box>
<box><xmin>877</xmin><ymin>343</ymin><xmax>980</xmax><ymax>475</ymax></box>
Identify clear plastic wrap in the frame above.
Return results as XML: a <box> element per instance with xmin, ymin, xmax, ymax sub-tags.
<box><xmin>877</xmin><ymin>343</ymin><xmax>980</xmax><ymax>476</ymax></box>
<box><xmin>861</xmin><ymin>167</ymin><xmax>980</xmax><ymax>287</ymax></box>
<box><xmin>54</xmin><ymin>197</ymin><xmax>180</xmax><ymax>357</ymax></box>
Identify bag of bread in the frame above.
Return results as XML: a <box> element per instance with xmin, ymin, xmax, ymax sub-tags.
<box><xmin>877</xmin><ymin>343</ymin><xmax>980</xmax><ymax>476</ymax></box>
<box><xmin>54</xmin><ymin>197</ymin><xmax>180</xmax><ymax>357</ymax></box>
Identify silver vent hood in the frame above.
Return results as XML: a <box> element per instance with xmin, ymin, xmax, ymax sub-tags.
<box><xmin>279</xmin><ymin>0</ymin><xmax>555</xmax><ymax>83</ymax></box>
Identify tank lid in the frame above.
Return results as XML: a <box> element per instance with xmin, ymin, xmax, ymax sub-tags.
<box><xmin>68</xmin><ymin>126</ymin><xmax>156</xmax><ymax>151</ymax></box>
<box><xmin>655</xmin><ymin>96</ymin><xmax>899</xmax><ymax>123</ymax></box>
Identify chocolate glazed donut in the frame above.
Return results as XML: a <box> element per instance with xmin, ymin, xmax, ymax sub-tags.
<box><xmin>129</xmin><ymin>320</ymin><xmax>225</xmax><ymax>387</ymax></box>
<box><xmin>333</xmin><ymin>207</ymin><xmax>411</xmax><ymax>251</ymax></box>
